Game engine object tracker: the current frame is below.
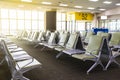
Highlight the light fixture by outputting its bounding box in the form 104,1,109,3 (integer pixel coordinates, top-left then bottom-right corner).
99,8,106,11
88,7,95,10
116,3,120,6
21,0,32,2
89,0,99,2
59,4,68,7
74,6,83,8
41,2,52,5
103,1,112,4
101,16,107,19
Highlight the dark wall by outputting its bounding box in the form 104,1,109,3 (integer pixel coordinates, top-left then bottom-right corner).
45,11,56,31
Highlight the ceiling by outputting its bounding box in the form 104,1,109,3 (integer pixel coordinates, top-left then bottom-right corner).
0,0,120,13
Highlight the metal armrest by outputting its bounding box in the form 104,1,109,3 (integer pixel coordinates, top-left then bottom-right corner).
16,57,34,70
86,49,102,58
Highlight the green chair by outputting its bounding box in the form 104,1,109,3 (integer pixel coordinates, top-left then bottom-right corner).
40,32,57,51
1,40,42,80
84,31,94,44
97,32,111,42
48,32,69,49
109,32,120,46
80,31,87,41
72,35,105,74
55,32,80,58
105,32,120,70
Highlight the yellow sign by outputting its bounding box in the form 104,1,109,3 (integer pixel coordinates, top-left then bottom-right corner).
75,12,94,20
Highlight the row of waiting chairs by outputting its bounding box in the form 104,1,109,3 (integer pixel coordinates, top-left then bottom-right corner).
46,31,120,74
0,38,41,80
16,30,120,74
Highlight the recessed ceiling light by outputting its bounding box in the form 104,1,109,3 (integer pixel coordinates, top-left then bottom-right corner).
89,0,99,2
88,7,95,10
21,0,32,2
59,4,68,7
74,6,83,8
99,8,106,11
41,2,52,5
116,3,120,6
103,1,112,4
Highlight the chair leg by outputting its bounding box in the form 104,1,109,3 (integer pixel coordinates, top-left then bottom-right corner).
56,52,64,59
0,58,5,65
104,56,120,70
99,61,105,70
12,76,30,80
87,62,98,74
34,44,39,48
105,60,112,71
87,60,104,74
40,46,45,51
12,71,30,80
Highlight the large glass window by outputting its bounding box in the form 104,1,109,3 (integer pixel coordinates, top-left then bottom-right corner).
56,12,66,31
32,20,38,31
25,20,31,30
10,19,17,35
9,9,16,19
76,21,86,31
0,8,45,35
1,9,8,18
99,19,120,32
1,19,9,35
17,10,24,19
25,10,31,19
38,11,44,31
32,10,38,20
18,20,24,30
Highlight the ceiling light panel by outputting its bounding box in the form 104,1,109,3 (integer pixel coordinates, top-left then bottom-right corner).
87,7,95,10
99,8,106,11
89,0,99,2
21,0,32,2
59,4,68,7
41,2,52,5
74,6,83,8
116,3,120,6
103,1,112,4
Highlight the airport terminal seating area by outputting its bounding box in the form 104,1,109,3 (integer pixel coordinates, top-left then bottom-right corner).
0,30,120,80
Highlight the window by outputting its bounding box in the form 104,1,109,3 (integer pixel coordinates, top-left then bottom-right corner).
17,10,24,19
99,19,120,32
1,9,8,18
56,12,66,31
0,8,45,35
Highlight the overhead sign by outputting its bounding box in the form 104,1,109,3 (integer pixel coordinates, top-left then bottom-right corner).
75,12,94,20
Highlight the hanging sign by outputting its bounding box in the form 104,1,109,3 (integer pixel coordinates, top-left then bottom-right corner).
75,12,94,20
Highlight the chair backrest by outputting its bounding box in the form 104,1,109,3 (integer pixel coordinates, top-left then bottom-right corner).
1,40,16,73
58,30,64,40
58,32,69,46
32,32,39,40
84,31,94,43
48,32,57,45
37,31,44,41
97,31,104,36
44,30,51,41
21,31,27,38
26,31,32,39
29,32,35,39
86,35,104,55
109,32,120,46
80,31,87,39
65,32,79,49
98,32,111,41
